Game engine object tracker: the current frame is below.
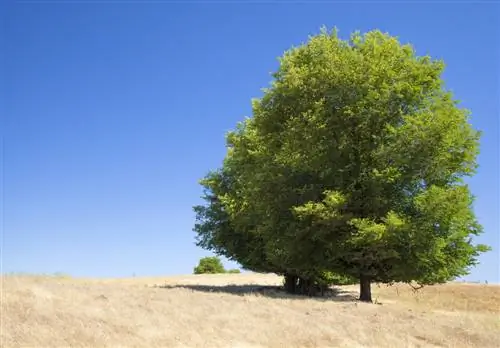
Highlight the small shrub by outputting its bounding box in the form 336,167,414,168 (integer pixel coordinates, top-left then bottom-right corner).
194,256,226,274
53,272,72,279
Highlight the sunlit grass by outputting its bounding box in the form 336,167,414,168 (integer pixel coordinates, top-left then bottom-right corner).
2,273,499,347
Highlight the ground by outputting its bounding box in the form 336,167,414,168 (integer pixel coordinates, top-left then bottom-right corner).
2,273,499,347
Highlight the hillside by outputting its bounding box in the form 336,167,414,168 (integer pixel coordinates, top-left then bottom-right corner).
2,273,499,347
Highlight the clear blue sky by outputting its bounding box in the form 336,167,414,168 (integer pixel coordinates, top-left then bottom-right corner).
2,2,499,281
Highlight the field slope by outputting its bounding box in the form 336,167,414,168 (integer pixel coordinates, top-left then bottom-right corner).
2,273,499,347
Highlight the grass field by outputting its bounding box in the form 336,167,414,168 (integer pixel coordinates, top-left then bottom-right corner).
2,273,499,347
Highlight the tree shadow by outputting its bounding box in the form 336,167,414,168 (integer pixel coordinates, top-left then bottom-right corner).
156,283,358,302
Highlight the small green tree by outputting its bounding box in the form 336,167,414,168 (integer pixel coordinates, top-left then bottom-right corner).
193,256,226,274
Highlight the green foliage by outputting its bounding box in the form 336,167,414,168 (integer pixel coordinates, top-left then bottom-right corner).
227,269,241,274
321,271,358,286
193,27,489,300
193,256,226,275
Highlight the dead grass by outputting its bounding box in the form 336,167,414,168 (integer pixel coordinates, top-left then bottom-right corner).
1,273,499,347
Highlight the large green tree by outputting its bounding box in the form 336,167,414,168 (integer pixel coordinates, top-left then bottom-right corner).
194,28,489,302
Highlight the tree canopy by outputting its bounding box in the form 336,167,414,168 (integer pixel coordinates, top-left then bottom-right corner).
193,28,489,302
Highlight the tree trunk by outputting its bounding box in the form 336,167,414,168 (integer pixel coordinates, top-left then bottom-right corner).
298,277,310,296
284,275,326,297
297,277,304,294
297,277,319,297
284,274,298,294
359,274,372,302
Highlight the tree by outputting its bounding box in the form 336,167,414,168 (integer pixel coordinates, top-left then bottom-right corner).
227,269,241,274
193,256,226,274
194,28,489,302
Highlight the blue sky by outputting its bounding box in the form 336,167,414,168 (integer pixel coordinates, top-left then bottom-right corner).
2,2,499,281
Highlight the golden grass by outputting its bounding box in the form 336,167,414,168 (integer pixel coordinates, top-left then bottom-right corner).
2,273,499,347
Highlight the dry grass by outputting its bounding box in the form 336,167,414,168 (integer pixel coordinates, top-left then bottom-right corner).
1,273,499,348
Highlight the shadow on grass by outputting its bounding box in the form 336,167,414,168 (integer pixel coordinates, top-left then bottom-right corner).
156,283,358,302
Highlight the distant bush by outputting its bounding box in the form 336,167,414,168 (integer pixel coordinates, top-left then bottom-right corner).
193,257,242,275
194,256,226,274
53,272,72,279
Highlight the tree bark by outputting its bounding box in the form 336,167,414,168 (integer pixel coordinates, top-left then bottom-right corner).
284,274,326,297
359,274,372,302
284,274,298,294
296,277,303,294
297,277,320,297
299,277,310,296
